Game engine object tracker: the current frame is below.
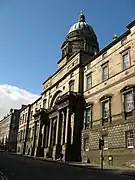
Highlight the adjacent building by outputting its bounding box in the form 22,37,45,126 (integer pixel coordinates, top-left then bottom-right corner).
15,12,135,167
0,107,24,151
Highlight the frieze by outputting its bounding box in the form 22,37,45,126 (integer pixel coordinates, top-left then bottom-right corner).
49,111,57,119
58,100,69,110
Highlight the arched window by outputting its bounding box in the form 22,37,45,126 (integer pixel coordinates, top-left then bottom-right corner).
50,90,62,109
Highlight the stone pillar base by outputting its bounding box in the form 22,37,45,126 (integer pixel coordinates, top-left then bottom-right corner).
34,147,37,156
52,146,56,160
62,144,66,161
44,147,49,158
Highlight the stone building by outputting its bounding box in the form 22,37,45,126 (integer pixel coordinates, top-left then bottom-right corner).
17,97,41,155
0,107,23,151
16,12,135,166
82,20,135,167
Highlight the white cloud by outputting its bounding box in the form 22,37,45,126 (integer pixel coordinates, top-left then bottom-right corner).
0,84,40,120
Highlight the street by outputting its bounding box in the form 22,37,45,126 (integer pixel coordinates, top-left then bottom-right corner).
0,152,135,180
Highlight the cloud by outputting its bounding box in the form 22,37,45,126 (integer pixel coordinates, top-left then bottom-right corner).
0,84,40,120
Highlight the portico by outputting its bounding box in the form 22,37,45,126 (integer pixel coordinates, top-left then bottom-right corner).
32,91,85,161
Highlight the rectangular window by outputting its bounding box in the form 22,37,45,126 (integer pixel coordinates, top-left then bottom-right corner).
25,113,27,122
123,52,130,70
43,99,47,109
124,91,134,112
30,111,33,120
85,106,92,129
102,64,109,81
126,131,134,148
102,100,109,119
86,74,92,90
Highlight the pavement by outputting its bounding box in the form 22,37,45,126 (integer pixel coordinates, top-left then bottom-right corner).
0,152,135,180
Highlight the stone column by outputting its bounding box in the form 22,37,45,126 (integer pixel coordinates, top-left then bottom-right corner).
37,120,42,147
41,124,45,147
65,107,70,144
55,111,60,145
31,121,37,156
45,125,49,148
71,113,75,145
48,119,52,147
61,111,65,145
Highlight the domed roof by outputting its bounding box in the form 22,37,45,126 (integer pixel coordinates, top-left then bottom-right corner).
68,11,95,35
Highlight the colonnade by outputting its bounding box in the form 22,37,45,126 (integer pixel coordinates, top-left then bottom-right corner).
32,107,75,160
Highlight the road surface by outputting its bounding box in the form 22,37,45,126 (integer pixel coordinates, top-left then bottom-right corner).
0,152,134,180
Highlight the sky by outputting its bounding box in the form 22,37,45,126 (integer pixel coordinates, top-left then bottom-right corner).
0,0,134,118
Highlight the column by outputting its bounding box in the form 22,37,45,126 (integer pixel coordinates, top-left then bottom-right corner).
71,113,75,145
37,120,42,148
61,111,65,145
51,120,55,146
31,121,37,156
65,107,70,144
48,119,52,147
55,111,60,145
41,124,45,147
45,125,49,148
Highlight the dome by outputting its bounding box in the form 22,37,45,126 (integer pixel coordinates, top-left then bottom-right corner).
68,12,95,35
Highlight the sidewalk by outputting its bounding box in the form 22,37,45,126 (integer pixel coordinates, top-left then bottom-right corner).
8,152,135,177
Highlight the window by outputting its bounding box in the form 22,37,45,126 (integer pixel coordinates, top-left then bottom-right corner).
102,100,109,119
25,113,27,122
124,91,134,117
126,131,134,148
124,91,134,112
122,52,130,70
30,111,33,120
69,80,74,91
43,99,47,109
84,106,92,129
100,96,112,125
102,63,109,81
86,74,92,90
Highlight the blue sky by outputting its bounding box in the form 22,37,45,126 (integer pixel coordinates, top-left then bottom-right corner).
0,0,134,95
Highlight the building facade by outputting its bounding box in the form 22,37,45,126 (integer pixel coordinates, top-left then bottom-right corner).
82,20,135,167
16,12,135,166
0,107,23,151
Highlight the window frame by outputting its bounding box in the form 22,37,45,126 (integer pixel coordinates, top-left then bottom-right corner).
86,73,92,90
84,104,93,129
121,85,135,118
100,95,112,125
101,62,109,82
125,130,134,148
122,50,131,70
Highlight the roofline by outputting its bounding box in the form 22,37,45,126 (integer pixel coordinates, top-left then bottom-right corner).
20,104,31,112
31,96,42,106
84,29,130,67
42,19,133,88
126,19,135,29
